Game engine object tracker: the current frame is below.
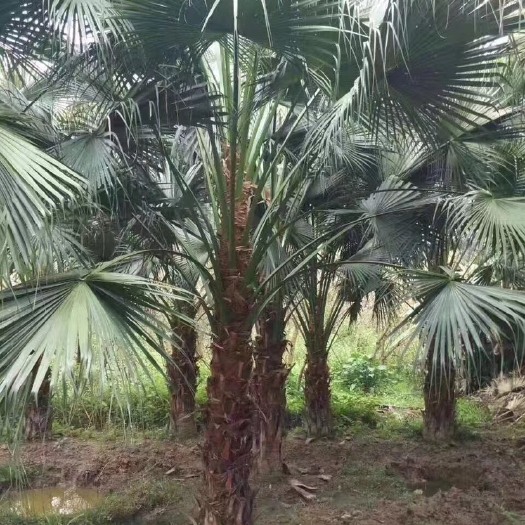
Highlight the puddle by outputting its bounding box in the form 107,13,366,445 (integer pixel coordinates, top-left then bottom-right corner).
408,478,454,496
7,487,103,516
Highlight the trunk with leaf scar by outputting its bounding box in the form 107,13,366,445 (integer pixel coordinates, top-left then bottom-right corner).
252,305,290,473
200,153,256,524
304,337,332,438
167,307,198,438
423,348,456,441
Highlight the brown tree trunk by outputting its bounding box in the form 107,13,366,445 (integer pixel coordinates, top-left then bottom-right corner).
423,349,456,441
167,309,198,438
25,369,52,441
252,306,289,473
304,350,332,438
200,151,255,525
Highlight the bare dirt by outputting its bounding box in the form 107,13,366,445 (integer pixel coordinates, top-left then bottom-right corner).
1,429,525,524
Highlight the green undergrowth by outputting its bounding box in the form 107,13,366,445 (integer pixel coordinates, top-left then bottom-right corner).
20,324,493,439
0,466,36,491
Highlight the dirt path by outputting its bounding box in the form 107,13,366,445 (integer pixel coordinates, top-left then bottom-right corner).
1,429,525,524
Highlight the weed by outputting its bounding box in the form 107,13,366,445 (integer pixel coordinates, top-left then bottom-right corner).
376,417,424,441
333,354,393,393
0,466,35,490
13,322,492,442
501,510,525,524
335,464,410,509
456,398,491,428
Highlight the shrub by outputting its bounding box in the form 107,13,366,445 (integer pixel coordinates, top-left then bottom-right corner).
332,390,379,426
335,354,393,393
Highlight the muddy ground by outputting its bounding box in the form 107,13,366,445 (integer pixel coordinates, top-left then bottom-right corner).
1,428,525,525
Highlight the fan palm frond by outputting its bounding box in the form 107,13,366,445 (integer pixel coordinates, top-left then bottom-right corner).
0,255,194,405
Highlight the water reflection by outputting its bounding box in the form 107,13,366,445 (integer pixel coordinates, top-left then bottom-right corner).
8,487,103,516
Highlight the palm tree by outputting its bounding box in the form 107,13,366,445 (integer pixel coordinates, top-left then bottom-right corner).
0,0,206,442
371,112,525,439
110,141,210,438
280,121,389,438
117,3,363,522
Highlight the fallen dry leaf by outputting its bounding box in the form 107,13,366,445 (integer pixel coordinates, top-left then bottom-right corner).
317,474,332,482
289,478,318,501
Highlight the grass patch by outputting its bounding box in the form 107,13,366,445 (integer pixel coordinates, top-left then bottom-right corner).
335,463,410,509
501,510,525,524
457,398,491,428
0,466,36,491
375,417,424,440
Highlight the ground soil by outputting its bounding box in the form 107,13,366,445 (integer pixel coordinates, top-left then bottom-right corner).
1,428,525,524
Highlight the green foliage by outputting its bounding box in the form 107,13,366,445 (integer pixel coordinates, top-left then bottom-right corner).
286,325,384,428
332,390,379,426
51,358,212,434
457,398,492,428
45,320,490,439
335,354,392,393
376,372,424,409
101,479,184,521
53,374,171,431
330,325,379,357
0,466,34,490
195,365,210,409
376,417,424,441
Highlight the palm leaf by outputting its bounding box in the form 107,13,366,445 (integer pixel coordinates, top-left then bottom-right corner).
307,0,523,157
397,269,525,378
0,122,85,271
0,255,193,405
447,189,525,261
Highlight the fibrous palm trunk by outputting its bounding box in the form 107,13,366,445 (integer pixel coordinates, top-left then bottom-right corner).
423,348,456,441
201,153,255,525
252,305,289,473
25,369,52,440
167,307,198,438
304,323,331,437
304,348,332,438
